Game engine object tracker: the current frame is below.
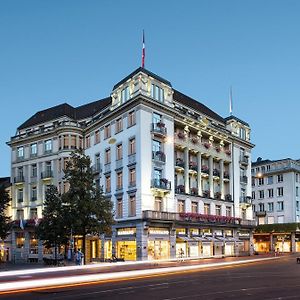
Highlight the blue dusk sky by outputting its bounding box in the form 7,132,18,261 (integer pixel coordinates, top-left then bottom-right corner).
0,0,300,176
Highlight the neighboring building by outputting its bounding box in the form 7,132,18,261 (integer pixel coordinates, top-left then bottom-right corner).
8,67,255,263
252,157,300,253
0,177,11,262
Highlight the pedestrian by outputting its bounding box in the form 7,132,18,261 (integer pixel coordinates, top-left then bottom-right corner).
75,249,84,265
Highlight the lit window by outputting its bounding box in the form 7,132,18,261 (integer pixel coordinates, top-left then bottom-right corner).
177,200,185,213
191,202,198,213
204,203,210,214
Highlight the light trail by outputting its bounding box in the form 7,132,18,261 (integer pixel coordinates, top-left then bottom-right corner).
0,257,279,295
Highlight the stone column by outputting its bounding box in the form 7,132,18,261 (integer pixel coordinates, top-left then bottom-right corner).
220,159,224,199
249,231,254,255
184,147,189,194
170,228,176,259
197,152,202,196
136,222,148,261
291,232,296,253
270,234,274,252
209,156,214,198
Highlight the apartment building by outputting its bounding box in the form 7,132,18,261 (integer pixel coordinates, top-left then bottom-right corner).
8,67,255,262
252,157,300,253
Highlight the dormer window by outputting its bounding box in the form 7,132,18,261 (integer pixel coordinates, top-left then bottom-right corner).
121,86,130,103
239,127,246,140
151,84,164,102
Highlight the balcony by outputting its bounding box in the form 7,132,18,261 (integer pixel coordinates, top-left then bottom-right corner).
190,187,198,196
151,122,167,137
14,175,25,184
152,151,166,163
224,171,230,180
256,211,266,217
142,210,247,226
189,161,198,172
240,155,249,166
151,178,171,194
201,166,209,175
41,170,53,180
175,158,184,169
213,169,220,177
214,192,221,200
225,194,233,202
240,196,252,207
92,163,102,174
240,175,248,184
175,185,185,194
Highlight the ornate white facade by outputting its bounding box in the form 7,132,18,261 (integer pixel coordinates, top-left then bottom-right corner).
8,67,255,262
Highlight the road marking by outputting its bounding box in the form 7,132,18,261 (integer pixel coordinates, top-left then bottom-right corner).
18,276,32,279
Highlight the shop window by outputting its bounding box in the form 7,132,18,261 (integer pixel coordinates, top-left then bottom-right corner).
16,232,25,248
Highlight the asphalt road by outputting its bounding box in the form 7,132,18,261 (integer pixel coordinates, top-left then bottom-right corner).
1,255,300,300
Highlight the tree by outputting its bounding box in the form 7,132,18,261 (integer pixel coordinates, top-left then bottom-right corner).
36,185,69,264
0,184,11,241
63,149,114,264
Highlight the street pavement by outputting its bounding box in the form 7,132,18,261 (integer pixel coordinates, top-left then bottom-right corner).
0,254,296,300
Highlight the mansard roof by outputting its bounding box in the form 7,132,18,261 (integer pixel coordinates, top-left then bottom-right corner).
18,97,111,130
173,89,225,124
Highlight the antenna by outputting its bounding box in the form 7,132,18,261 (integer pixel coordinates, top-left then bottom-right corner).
229,86,233,116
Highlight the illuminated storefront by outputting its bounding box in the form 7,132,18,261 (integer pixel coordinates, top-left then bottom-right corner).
104,240,112,259
148,228,170,260
274,234,291,253
116,228,137,261
254,234,270,253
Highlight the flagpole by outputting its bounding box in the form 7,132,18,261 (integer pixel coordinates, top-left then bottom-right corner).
229,86,233,116
141,30,145,68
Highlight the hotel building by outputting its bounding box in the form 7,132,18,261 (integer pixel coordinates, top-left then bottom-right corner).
252,158,300,253
8,67,255,262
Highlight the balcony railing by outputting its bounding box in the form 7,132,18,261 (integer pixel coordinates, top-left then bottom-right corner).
151,178,171,191
142,210,256,226
152,151,166,163
240,176,248,184
225,194,233,202
41,170,53,179
92,163,102,174
175,158,184,168
240,196,252,205
151,123,167,136
14,175,25,183
189,162,198,171
175,185,185,194
213,169,220,177
256,211,266,217
224,172,230,179
240,155,249,165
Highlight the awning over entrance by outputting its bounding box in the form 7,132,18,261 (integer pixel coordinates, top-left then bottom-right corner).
176,236,195,242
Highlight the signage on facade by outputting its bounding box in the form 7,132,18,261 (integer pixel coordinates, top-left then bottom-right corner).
117,228,136,236
149,228,169,235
